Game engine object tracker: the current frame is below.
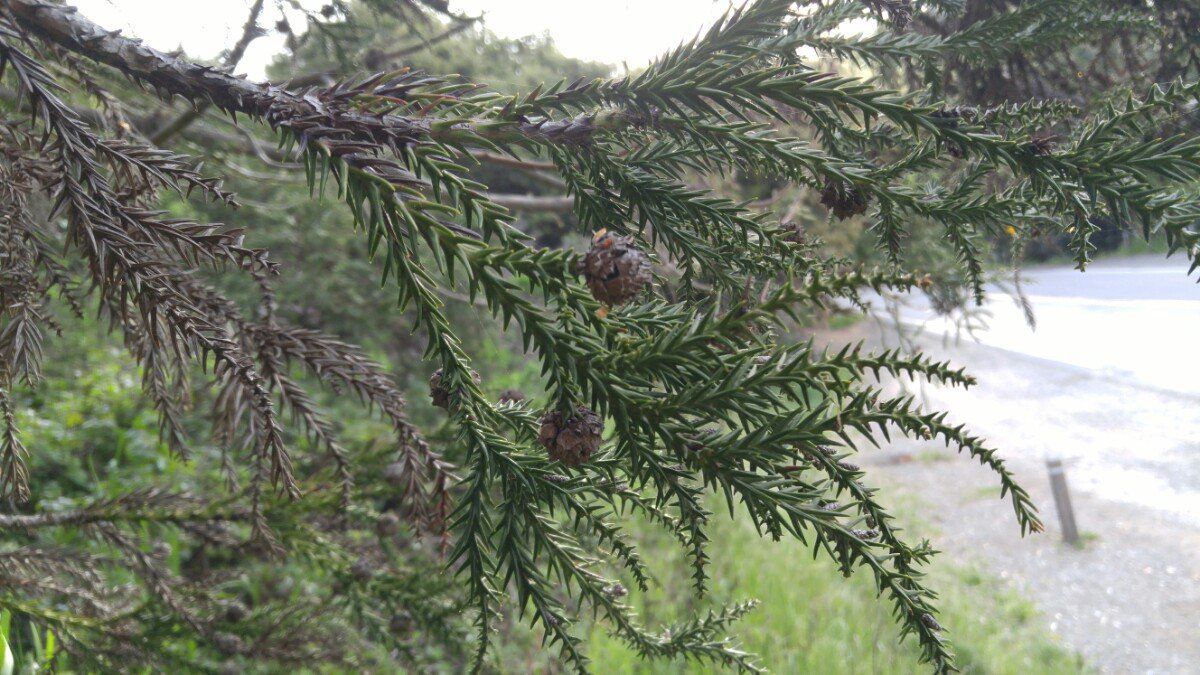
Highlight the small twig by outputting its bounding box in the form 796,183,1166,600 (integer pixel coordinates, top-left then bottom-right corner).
488,193,575,213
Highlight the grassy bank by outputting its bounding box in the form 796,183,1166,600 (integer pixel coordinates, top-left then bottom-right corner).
574,507,1086,674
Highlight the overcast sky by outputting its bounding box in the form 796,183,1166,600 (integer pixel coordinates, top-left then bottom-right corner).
71,0,732,78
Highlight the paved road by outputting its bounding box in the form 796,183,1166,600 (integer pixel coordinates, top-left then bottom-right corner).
868,255,1200,525
873,254,1200,523
1022,255,1200,302
883,256,1200,396
837,255,1200,672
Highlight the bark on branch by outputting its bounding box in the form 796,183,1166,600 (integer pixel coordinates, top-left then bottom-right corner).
4,3,582,213
5,1,620,149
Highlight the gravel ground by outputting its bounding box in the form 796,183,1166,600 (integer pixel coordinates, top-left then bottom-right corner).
819,321,1200,674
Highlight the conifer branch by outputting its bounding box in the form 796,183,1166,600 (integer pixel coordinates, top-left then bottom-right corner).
2,1,1198,672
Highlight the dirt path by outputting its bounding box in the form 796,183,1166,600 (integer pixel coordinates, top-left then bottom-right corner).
819,322,1200,674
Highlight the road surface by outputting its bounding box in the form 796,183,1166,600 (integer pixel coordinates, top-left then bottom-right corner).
870,255,1200,525
835,255,1200,673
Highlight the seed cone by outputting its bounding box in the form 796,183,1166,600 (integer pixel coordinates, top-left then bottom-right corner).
819,179,870,219
498,389,526,404
538,405,603,466
1025,133,1057,156
779,220,806,243
867,0,913,28
429,368,480,410
579,230,651,306
221,600,248,624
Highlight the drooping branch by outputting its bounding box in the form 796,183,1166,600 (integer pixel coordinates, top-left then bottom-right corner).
5,1,589,150
0,491,251,529
6,2,1199,672
1,85,573,204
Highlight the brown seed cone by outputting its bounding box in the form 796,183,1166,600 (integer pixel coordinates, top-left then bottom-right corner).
221,600,248,624
819,179,870,220
779,220,806,244
390,610,414,634
538,405,603,467
429,368,480,410
1025,133,1058,156
866,0,913,28
498,389,526,404
579,230,651,306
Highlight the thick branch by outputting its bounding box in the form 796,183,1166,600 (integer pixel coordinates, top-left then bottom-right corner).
1,85,573,211
487,193,574,212
5,0,428,143
7,1,291,112
5,1,615,151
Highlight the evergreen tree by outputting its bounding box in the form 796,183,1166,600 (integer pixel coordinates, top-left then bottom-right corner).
0,1,1198,671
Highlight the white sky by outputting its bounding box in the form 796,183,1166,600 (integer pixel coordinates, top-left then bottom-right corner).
71,1,734,79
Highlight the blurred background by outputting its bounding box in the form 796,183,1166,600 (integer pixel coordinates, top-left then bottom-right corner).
9,1,1199,672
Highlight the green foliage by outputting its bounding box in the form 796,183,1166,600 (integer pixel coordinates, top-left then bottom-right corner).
1,0,1199,673
582,507,1084,674
0,315,472,671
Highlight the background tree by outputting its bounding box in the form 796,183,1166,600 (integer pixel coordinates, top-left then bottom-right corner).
1,0,1198,672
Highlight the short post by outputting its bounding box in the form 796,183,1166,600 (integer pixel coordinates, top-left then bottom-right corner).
1046,457,1079,545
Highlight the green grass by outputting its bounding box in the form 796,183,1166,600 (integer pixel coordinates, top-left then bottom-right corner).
1070,531,1101,550
825,312,865,331
573,509,1086,674
916,449,953,464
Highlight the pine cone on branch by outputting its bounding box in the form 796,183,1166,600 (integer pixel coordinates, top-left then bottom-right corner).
429,367,480,410
498,389,526,404
538,406,603,466
820,179,870,220
578,230,651,306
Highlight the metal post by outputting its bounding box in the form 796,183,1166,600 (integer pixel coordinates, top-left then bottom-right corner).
1046,457,1079,545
